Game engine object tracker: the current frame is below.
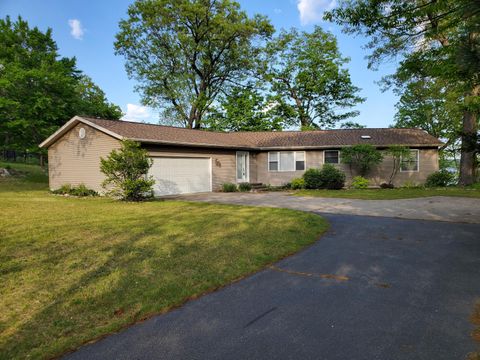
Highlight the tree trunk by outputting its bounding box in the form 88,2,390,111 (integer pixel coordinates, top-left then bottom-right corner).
458,109,478,185
458,85,479,186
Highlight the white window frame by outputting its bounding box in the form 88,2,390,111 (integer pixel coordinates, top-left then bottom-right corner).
268,151,306,172
323,150,340,164
400,149,420,172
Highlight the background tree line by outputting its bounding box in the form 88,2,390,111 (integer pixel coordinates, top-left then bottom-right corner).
0,16,122,164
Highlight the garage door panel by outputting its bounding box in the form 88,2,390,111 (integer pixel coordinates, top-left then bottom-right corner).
150,157,211,196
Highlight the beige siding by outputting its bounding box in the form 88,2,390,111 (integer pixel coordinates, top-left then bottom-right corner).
144,145,237,191
256,151,323,186
255,148,438,187
48,123,121,192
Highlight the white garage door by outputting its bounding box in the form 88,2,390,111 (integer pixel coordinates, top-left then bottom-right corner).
149,157,212,196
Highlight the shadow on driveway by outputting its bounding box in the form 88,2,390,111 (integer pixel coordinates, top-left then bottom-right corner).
65,214,480,360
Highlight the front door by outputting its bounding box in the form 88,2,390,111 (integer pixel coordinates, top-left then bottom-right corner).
236,151,249,183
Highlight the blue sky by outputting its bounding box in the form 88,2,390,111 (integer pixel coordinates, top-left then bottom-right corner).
1,0,399,128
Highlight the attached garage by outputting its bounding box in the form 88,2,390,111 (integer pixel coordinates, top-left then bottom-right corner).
149,157,212,196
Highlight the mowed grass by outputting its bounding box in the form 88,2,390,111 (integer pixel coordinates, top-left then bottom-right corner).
294,187,480,200
0,163,328,359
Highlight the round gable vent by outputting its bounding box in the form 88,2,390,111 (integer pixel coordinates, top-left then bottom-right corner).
79,127,86,139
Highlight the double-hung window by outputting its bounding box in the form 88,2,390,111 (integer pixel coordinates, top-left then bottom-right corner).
400,149,419,172
268,151,305,171
324,150,340,164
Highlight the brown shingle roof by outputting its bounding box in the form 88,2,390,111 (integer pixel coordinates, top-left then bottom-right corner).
42,116,443,149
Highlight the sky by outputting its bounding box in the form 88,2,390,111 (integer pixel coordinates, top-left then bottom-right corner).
1,0,399,128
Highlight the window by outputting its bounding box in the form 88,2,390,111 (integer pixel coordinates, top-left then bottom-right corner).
324,150,339,164
268,151,305,171
400,149,419,172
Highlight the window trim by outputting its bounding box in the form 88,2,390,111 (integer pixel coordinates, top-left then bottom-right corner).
268,151,306,172
400,149,420,172
323,150,340,164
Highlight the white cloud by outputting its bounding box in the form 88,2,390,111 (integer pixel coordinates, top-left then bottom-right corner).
122,103,151,122
68,19,84,40
297,0,337,25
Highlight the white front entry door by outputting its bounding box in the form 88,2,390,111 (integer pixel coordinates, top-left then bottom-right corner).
236,151,249,182
149,157,212,196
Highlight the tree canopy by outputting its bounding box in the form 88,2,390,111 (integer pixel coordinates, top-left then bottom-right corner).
0,16,122,158
115,0,273,129
326,0,480,184
260,26,364,130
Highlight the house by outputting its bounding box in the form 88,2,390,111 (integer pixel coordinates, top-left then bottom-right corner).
39,116,443,196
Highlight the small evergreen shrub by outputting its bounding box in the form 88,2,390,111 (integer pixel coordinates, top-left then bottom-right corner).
425,170,454,187
290,177,305,190
319,164,346,190
351,176,369,189
222,183,238,192
100,140,155,201
238,182,252,192
303,168,323,189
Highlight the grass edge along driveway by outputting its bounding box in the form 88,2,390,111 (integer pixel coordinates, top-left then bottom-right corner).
294,187,480,200
0,180,328,359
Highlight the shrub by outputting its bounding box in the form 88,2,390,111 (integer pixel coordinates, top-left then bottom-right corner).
303,165,346,190
222,182,237,192
380,182,395,189
238,182,252,192
341,144,383,176
351,176,369,189
425,170,455,187
303,168,323,189
319,164,346,190
100,140,155,201
52,184,98,197
290,177,305,190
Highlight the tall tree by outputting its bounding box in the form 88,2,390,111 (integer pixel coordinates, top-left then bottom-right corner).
326,0,480,185
0,16,122,160
0,16,78,157
393,77,463,152
75,75,123,120
205,87,291,131
260,26,364,130
114,0,273,129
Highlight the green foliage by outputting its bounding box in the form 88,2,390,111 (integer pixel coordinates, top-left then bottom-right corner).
303,168,323,189
0,16,122,156
261,26,364,129
52,184,98,197
222,183,238,192
75,75,123,119
425,170,455,188
114,0,273,129
303,165,346,190
290,177,305,190
205,87,289,131
385,146,411,185
325,0,480,185
351,176,369,189
319,164,346,190
238,182,252,192
100,140,154,201
341,144,383,177
340,121,366,129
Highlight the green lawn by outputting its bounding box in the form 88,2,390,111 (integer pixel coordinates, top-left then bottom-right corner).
294,187,480,200
0,163,328,359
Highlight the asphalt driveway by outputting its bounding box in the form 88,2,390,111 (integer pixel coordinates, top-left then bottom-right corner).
65,214,480,360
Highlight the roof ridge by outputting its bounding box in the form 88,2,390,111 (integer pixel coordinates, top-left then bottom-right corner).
83,117,424,134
